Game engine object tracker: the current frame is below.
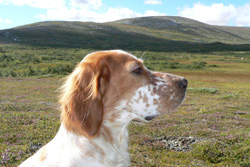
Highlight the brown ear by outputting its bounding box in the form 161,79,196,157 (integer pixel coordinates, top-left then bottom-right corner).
60,62,110,138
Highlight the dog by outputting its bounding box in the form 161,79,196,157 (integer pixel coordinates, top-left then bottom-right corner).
19,50,187,167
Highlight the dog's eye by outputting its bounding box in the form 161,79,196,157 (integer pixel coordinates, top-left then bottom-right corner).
133,67,142,74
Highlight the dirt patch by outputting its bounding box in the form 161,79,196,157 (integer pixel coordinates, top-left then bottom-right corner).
152,136,208,152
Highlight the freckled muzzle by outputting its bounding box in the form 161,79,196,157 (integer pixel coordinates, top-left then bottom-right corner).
151,72,188,116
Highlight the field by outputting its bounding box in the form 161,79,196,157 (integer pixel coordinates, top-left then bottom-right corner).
0,45,250,166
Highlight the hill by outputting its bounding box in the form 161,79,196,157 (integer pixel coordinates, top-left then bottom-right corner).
1,16,250,52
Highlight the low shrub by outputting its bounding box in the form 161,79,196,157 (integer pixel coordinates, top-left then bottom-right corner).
0,69,17,77
222,93,239,99
192,61,207,69
191,141,229,163
44,64,73,75
188,88,218,94
208,64,219,67
191,140,250,165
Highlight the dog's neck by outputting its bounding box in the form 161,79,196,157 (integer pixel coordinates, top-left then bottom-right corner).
56,109,133,166
56,120,130,166
102,119,130,149
102,109,136,145
98,110,133,166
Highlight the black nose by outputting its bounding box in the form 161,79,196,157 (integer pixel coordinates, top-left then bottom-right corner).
145,116,156,121
179,78,188,89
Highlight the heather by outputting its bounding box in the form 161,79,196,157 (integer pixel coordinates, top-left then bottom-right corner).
0,46,249,166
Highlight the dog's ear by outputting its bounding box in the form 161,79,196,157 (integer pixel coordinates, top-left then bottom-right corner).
60,62,111,138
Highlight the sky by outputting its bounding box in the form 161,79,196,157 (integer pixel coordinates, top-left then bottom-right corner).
1,0,250,30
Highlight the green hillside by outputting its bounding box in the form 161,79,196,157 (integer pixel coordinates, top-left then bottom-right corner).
0,16,250,52
113,16,250,44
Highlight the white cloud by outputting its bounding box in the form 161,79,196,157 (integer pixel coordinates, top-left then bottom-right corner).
0,0,166,23
0,0,102,9
1,0,166,24
178,2,250,26
235,3,250,26
144,0,162,5
0,18,12,24
39,6,166,23
144,10,165,16
99,7,141,22
178,2,236,26
4,19,12,24
70,0,102,9
39,6,101,21
0,0,66,9
37,0,166,22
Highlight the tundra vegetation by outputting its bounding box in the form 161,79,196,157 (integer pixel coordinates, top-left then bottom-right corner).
0,45,249,166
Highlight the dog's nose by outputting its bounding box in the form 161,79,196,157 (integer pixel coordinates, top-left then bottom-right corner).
179,78,188,89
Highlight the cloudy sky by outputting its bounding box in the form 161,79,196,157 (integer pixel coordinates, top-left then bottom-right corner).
0,0,250,30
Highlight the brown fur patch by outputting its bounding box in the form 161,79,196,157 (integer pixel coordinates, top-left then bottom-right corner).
85,141,106,161
108,112,121,123
60,61,110,138
101,125,113,144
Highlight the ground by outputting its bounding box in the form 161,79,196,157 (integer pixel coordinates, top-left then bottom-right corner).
0,47,250,166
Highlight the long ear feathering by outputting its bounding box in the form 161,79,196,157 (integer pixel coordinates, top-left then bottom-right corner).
59,62,110,138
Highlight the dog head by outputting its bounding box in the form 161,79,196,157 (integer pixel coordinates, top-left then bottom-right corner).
60,50,187,138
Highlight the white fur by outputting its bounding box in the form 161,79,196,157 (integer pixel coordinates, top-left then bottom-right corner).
19,123,130,167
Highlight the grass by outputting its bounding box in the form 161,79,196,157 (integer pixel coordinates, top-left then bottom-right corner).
0,45,250,166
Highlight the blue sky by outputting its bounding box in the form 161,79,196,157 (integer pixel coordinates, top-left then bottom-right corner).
1,0,250,30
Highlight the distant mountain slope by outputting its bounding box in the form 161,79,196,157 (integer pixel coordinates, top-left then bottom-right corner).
0,16,250,52
112,16,250,44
